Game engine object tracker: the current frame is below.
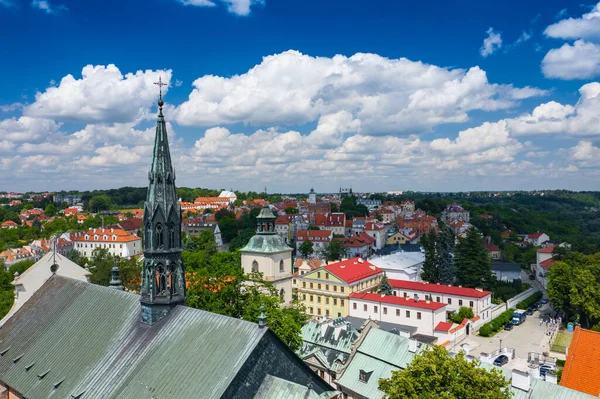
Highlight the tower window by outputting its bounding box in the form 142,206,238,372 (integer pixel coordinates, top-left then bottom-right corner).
279,260,284,273
252,260,258,272
156,223,164,249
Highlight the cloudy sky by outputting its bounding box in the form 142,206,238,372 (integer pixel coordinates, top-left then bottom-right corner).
1,0,600,193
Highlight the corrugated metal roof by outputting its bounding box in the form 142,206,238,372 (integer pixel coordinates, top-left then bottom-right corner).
356,328,416,368
0,276,278,398
254,375,339,399
335,352,396,399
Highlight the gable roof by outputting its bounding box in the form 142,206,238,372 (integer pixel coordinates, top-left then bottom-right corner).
561,327,600,396
0,276,333,398
324,257,382,283
389,279,491,298
350,292,447,311
296,230,334,242
539,258,556,270
527,232,546,239
537,246,556,253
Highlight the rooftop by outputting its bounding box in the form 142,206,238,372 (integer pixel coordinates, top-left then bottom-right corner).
350,292,447,311
561,327,600,396
324,257,382,283
388,279,491,298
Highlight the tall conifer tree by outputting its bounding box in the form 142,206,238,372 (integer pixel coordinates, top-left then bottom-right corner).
455,229,492,288
420,229,439,283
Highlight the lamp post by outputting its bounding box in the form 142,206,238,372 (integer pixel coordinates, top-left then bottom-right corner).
500,338,503,352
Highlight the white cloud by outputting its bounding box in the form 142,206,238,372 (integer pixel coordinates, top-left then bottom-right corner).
176,0,262,16
0,103,23,112
174,50,543,135
0,116,61,143
25,64,172,123
545,2,600,41
515,31,532,45
480,28,502,57
0,0,15,7
31,0,67,14
542,40,600,79
569,140,600,167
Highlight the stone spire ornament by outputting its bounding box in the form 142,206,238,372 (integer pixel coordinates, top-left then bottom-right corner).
258,305,267,328
140,77,186,325
109,256,124,291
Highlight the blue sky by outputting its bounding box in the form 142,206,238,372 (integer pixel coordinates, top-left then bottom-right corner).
1,0,600,193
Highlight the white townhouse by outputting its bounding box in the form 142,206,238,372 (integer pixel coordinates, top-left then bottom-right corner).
72,227,142,258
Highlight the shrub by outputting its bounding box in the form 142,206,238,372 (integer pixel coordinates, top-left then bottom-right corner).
450,306,475,324
516,291,543,310
556,359,565,367
479,324,491,337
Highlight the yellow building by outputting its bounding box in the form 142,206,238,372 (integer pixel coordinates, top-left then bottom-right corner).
386,230,416,245
296,257,383,318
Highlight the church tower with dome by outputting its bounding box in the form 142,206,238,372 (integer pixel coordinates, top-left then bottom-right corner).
240,207,293,304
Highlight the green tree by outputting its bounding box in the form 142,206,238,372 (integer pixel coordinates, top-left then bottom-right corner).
298,240,314,259
450,306,475,323
420,229,438,283
455,229,493,289
44,203,57,217
0,259,15,320
379,345,513,399
437,224,455,285
218,217,238,243
284,207,298,214
8,260,36,276
88,195,112,212
378,273,393,295
323,240,348,262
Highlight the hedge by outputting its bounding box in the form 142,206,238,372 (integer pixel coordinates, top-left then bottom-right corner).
479,308,515,337
516,291,543,310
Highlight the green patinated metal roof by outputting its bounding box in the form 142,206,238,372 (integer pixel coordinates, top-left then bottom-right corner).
241,234,292,253
0,276,334,398
254,375,339,399
335,328,419,399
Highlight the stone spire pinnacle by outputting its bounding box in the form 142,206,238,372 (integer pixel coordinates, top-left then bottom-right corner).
109,256,124,291
140,82,186,325
258,305,266,328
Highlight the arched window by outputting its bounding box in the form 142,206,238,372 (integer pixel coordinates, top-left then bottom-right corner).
279,288,285,301
169,264,177,295
252,260,259,272
156,265,166,295
279,260,285,273
169,223,175,249
156,223,164,249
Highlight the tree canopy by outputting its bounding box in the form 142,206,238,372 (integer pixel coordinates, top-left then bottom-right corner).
455,229,493,289
322,240,348,262
379,345,513,399
299,240,314,259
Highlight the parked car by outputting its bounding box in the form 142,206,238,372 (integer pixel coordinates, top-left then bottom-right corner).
532,302,540,310
528,274,535,280
494,355,509,367
541,298,549,304
504,323,514,331
526,308,534,315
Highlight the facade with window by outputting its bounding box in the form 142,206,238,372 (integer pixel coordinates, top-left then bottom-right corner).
348,292,447,335
296,257,383,318
72,227,142,258
388,279,492,323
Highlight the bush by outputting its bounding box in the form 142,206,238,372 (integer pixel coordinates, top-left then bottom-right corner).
516,291,543,310
481,308,515,336
479,324,491,337
556,359,566,367
450,306,475,324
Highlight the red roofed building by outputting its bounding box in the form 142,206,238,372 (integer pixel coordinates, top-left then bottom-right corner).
524,231,550,246
484,237,501,260
534,246,556,289
296,229,334,255
370,208,395,224
72,227,142,258
389,279,492,323
560,327,600,396
64,207,79,216
312,213,346,236
275,214,308,244
349,291,447,335
296,257,383,318
336,233,376,259
397,213,438,237
193,196,231,210
1,220,18,229
364,221,388,249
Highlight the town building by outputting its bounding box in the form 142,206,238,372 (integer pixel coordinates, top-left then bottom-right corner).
364,221,388,249
369,251,424,281
218,190,237,204
0,220,18,229
386,228,418,245
308,188,317,204
193,196,231,210
275,214,308,244
240,207,294,304
356,198,381,209
440,202,470,224
337,232,376,259
53,194,82,206
296,229,334,255
491,262,522,282
313,212,346,236
297,317,359,385
348,292,447,336
296,257,383,318
0,92,336,399
181,216,223,247
534,246,555,289
484,237,502,260
388,279,492,322
524,232,550,246
560,327,600,397
72,227,142,258
370,208,395,224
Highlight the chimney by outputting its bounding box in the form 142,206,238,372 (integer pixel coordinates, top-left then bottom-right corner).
511,369,531,392
408,338,418,353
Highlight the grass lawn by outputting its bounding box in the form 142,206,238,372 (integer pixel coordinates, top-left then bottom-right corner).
551,331,573,354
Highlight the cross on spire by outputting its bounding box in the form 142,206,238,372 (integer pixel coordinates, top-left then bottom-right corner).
154,77,168,111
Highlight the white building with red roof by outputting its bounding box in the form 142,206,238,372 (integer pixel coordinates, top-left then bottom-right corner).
388,279,493,323
296,229,334,255
1,220,19,229
312,212,346,236
364,221,389,249
524,231,550,246
348,292,447,335
296,257,384,318
72,227,142,258
534,246,556,288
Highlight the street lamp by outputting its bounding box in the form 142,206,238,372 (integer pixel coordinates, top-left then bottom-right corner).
500,338,503,352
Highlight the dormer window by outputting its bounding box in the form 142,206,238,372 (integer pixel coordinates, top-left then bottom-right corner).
113,235,117,241
359,369,373,383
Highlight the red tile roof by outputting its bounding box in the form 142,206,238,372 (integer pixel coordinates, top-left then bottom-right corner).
313,213,346,227
1,220,18,227
338,232,376,248
485,242,500,252
388,279,491,298
527,232,545,239
561,327,600,396
72,228,140,243
435,321,453,332
296,230,333,242
539,258,556,270
350,292,447,311
275,215,295,225
537,246,555,253
324,257,382,283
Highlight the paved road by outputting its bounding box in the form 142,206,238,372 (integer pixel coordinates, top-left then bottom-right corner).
464,303,555,370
